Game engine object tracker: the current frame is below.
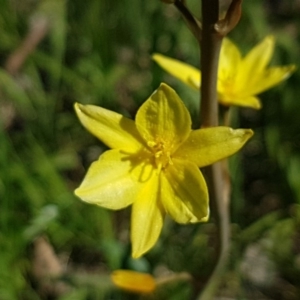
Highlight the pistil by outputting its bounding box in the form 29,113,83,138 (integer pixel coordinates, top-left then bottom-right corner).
147,140,173,171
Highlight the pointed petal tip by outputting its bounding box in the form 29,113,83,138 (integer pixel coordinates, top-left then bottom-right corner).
130,174,164,260
158,82,173,92
74,187,80,197
190,212,209,223
74,186,86,201
148,82,174,104
262,35,275,53
131,216,162,259
74,102,80,112
74,102,82,110
190,215,209,223
131,251,142,259
234,128,254,139
200,213,210,223
200,206,210,223
261,35,275,49
131,244,150,259
246,128,254,137
74,102,85,116
285,64,297,77
238,128,254,143
152,53,169,66
265,35,275,42
150,82,172,97
131,223,162,258
152,53,160,60
252,100,262,110
255,103,262,110
73,185,89,203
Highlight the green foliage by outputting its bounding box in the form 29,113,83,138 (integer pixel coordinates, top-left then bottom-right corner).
1,0,300,299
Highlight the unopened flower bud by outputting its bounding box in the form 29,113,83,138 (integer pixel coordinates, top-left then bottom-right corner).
215,0,242,36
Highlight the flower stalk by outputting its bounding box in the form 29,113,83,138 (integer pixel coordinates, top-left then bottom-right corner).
198,0,230,298
174,0,202,42
200,0,221,128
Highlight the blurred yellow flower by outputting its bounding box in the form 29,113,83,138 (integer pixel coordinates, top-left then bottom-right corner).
153,36,295,109
111,270,156,294
74,83,253,258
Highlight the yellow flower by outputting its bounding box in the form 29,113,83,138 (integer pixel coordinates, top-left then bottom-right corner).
111,270,156,294
74,83,253,258
153,36,295,109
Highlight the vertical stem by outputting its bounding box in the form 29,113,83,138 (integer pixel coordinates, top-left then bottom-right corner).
197,0,231,299
200,0,221,127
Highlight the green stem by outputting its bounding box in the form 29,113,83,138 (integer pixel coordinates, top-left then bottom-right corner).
197,0,230,299
220,105,231,126
200,0,221,127
174,0,202,42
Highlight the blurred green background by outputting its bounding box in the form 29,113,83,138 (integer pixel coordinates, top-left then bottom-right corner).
1,0,300,299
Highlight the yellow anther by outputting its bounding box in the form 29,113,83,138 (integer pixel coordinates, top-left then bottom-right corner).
155,151,162,158
147,139,173,171
147,141,157,147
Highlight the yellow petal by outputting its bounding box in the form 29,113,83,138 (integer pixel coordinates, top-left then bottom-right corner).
175,127,253,167
152,53,200,89
161,160,209,224
219,95,262,109
131,172,164,258
74,103,144,152
246,65,296,96
111,270,156,294
238,36,274,88
136,83,191,151
218,38,241,82
75,149,143,209
244,36,274,72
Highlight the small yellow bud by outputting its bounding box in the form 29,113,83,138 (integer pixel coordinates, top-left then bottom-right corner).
111,270,156,294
